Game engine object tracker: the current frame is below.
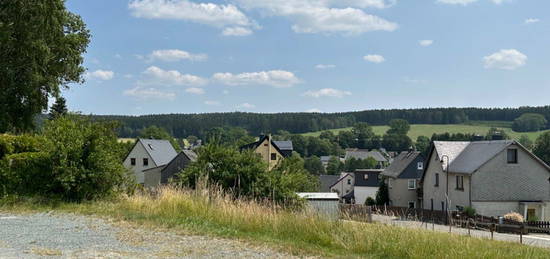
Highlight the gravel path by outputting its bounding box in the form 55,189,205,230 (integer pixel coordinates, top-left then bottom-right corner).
0,212,294,258
371,214,550,249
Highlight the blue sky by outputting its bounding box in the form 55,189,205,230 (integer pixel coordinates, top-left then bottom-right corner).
63,0,550,115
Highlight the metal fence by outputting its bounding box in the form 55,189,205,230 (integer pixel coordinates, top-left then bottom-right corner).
340,204,550,236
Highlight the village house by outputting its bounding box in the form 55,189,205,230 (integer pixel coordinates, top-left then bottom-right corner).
240,135,293,169
143,150,197,187
353,169,383,204
123,138,178,185
344,149,389,168
421,140,550,221
381,151,424,208
329,169,383,204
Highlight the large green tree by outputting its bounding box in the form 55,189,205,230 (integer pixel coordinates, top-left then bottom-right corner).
534,132,550,166
512,113,548,132
0,0,90,132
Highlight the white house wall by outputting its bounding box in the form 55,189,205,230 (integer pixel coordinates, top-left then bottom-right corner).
471,201,519,218
123,141,156,184
354,186,378,205
472,144,550,202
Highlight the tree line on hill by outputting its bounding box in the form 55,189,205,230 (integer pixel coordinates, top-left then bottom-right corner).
78,106,550,139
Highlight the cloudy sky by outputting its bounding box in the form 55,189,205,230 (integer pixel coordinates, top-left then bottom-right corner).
64,0,550,115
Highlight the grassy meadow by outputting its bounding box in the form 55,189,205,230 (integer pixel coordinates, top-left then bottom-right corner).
2,187,549,258
302,121,550,142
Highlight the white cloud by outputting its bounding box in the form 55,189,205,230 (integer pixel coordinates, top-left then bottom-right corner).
222,26,253,36
86,70,115,80
436,0,478,5
129,0,256,33
236,0,397,35
123,87,176,100
363,54,385,63
483,49,527,70
148,49,207,62
237,103,255,109
213,70,301,88
306,108,322,113
419,40,433,47
141,66,208,86
303,88,351,98
315,64,336,69
436,0,508,5
185,87,205,95
204,100,221,106
525,18,540,24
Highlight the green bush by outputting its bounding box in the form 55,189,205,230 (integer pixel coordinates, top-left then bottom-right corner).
0,152,52,196
463,206,476,218
0,117,133,201
365,197,376,206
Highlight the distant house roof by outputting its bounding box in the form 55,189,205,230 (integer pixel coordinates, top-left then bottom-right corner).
353,169,383,187
138,138,178,166
320,156,331,163
240,135,293,157
319,175,340,192
345,149,387,162
381,151,424,179
182,149,198,162
297,192,339,200
429,140,550,175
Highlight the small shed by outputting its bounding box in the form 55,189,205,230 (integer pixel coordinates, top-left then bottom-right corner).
297,192,340,220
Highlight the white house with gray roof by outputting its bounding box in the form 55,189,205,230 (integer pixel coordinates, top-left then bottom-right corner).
421,140,550,221
123,138,178,185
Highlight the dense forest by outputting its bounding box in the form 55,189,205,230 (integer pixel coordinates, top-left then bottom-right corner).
85,106,550,138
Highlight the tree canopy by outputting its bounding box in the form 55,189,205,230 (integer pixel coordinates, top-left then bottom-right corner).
534,132,550,166
512,113,548,132
0,0,90,132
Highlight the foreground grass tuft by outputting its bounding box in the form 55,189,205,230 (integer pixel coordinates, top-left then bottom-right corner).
2,187,550,258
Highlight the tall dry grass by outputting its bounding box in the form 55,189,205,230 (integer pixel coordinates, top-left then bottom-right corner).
80,185,550,258
2,185,550,257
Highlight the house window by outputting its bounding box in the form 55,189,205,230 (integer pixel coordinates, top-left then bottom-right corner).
347,179,352,185
456,175,464,190
143,158,149,166
408,201,416,209
441,201,445,211
264,143,268,147
364,174,369,180
435,173,439,187
408,179,416,190
507,149,518,164
271,153,277,160
430,199,434,211
130,158,136,166
417,162,424,170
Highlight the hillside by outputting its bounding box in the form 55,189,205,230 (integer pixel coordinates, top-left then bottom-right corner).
86,106,550,138
302,122,549,141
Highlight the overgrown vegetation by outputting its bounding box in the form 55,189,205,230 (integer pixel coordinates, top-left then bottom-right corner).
1,186,549,258
0,116,133,201
177,143,318,203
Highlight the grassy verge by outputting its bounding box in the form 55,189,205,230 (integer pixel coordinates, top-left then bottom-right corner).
1,188,550,258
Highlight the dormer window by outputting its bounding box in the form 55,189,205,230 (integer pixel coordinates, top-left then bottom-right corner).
417,162,424,170
507,149,518,164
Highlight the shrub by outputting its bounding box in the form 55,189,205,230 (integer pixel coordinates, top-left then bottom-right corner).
0,134,44,159
42,116,133,201
0,152,52,196
512,113,548,132
365,197,376,206
504,212,524,223
463,206,476,218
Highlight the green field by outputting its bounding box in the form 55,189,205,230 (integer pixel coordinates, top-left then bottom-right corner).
302,121,550,142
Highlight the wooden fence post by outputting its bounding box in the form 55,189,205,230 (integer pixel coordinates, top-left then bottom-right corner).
490,223,495,240
367,206,372,223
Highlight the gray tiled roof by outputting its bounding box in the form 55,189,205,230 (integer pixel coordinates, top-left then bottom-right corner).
182,150,198,162
345,150,387,162
445,140,514,174
273,141,293,150
139,138,178,166
434,140,517,174
319,175,340,192
381,151,422,178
